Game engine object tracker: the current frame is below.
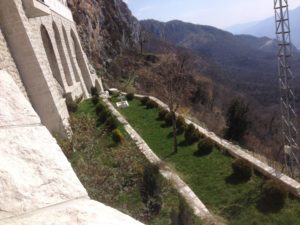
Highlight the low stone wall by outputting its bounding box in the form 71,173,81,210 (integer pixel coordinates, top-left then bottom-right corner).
113,90,300,198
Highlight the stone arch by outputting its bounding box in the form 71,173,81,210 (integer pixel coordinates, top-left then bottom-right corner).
41,25,64,90
70,29,94,92
52,22,73,86
62,26,80,83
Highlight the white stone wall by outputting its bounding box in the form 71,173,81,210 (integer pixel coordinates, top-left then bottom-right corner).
0,0,98,136
44,0,73,21
0,28,27,98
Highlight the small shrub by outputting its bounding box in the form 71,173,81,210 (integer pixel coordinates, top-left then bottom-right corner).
105,116,119,130
126,93,135,101
140,164,162,214
194,138,214,156
176,116,187,131
98,109,110,123
141,164,161,202
66,98,78,113
232,159,252,180
164,112,173,126
170,199,193,225
184,124,200,144
158,109,168,120
146,99,158,109
91,96,99,105
141,96,150,105
262,180,288,207
112,129,124,144
91,86,99,97
146,197,162,215
95,103,106,115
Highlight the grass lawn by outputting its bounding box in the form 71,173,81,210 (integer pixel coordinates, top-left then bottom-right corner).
58,99,201,225
114,97,300,225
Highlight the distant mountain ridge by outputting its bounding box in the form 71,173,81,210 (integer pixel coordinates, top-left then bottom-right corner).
141,19,300,105
227,6,300,49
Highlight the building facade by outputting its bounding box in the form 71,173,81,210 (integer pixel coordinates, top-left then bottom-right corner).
0,0,103,136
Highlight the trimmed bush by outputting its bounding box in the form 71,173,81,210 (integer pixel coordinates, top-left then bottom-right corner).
262,180,288,207
91,96,99,105
91,86,99,97
170,199,193,225
66,98,78,113
164,112,173,126
146,197,162,215
98,109,110,123
126,93,135,101
95,103,106,115
176,116,187,131
146,99,158,109
184,124,200,144
112,129,124,144
141,96,150,105
158,109,168,120
194,138,214,156
105,116,119,130
232,159,252,180
141,164,161,201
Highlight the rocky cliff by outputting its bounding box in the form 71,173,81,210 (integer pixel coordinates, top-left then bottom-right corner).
67,0,140,68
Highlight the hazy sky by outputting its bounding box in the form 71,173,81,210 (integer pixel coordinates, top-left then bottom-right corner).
124,0,300,29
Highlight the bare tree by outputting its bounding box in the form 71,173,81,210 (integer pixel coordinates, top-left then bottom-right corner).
160,50,189,153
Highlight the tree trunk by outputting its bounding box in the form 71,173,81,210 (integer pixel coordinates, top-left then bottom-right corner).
172,111,178,153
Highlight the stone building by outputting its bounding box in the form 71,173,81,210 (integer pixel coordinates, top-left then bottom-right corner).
0,0,103,137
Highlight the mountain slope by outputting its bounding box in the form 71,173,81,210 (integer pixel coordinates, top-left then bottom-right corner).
227,6,300,49
141,19,298,105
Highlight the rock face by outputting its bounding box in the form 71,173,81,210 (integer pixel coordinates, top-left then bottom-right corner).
0,70,144,225
67,0,140,67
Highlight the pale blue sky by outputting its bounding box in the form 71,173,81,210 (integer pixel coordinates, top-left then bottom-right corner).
124,0,300,29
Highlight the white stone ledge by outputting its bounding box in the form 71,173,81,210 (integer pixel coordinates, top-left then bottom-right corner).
0,198,144,225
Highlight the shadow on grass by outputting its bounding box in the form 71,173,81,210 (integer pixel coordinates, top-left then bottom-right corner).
163,151,177,160
193,149,212,157
167,130,185,139
178,140,194,147
225,173,250,185
256,196,285,214
160,123,172,128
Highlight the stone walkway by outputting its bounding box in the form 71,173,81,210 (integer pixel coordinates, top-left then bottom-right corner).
103,99,220,224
